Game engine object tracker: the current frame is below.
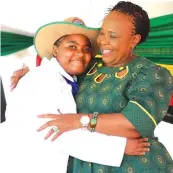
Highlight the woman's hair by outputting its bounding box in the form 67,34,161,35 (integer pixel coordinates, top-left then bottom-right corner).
52,35,67,57
54,35,67,47
109,1,150,44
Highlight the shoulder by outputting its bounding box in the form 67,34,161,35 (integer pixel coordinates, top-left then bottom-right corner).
27,58,56,77
128,56,173,99
19,60,63,86
131,56,172,82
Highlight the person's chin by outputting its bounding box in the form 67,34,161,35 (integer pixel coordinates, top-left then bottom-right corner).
69,62,85,73
70,67,84,75
101,56,110,64
72,63,84,69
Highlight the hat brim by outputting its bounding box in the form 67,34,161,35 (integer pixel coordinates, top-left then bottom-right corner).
34,21,100,59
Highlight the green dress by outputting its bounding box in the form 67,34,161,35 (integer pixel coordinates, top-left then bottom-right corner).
68,56,173,173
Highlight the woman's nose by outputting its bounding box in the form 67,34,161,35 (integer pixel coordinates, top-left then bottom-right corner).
76,50,84,59
99,36,108,45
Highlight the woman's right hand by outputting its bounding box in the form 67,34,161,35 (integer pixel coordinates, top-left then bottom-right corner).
125,138,150,156
10,64,29,91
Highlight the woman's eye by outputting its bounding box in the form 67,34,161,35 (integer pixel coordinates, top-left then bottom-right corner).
110,35,117,38
69,45,76,49
99,32,104,35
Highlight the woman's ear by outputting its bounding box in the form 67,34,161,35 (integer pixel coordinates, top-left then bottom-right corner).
132,34,141,48
52,45,58,57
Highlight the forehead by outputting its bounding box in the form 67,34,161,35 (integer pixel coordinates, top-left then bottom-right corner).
102,11,134,34
63,34,91,45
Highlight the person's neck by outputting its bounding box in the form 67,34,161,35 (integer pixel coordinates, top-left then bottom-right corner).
104,54,136,67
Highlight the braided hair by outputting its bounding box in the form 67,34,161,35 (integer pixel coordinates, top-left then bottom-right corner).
108,1,150,44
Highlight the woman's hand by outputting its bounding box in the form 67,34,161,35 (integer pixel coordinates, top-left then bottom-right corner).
125,138,150,156
37,113,81,141
10,64,29,91
37,114,150,156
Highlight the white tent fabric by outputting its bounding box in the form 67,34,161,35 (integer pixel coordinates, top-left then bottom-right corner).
1,0,173,36
1,0,173,33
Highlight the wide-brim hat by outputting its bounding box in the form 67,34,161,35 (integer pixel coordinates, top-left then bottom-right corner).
34,17,100,59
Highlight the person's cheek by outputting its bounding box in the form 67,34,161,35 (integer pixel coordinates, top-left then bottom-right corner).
85,56,91,67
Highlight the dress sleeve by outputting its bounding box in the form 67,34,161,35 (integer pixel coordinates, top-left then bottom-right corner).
121,64,173,137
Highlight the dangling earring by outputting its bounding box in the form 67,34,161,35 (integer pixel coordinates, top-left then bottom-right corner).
131,47,134,57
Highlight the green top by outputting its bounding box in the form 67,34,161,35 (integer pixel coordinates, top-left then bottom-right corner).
68,56,173,173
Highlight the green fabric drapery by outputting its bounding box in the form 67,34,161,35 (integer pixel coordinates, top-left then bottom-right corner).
1,31,33,56
96,14,173,65
135,14,173,65
1,14,173,65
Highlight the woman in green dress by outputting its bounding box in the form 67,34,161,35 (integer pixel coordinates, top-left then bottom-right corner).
10,1,173,172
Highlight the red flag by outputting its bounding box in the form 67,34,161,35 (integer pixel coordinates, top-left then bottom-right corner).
170,93,173,106
36,55,42,66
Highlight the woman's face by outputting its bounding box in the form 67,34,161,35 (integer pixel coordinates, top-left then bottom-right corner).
53,34,92,75
97,11,141,67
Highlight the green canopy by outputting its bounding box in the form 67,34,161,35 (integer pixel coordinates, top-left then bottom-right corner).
1,14,173,65
135,14,173,65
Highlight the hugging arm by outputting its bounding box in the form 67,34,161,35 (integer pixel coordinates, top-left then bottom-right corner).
10,64,30,91
38,113,149,167
95,65,173,138
11,63,153,166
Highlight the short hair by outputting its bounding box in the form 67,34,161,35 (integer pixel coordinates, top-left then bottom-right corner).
54,35,67,47
109,1,150,44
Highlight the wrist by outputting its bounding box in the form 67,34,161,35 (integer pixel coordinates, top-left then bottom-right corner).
79,114,90,130
87,114,92,130
89,112,99,132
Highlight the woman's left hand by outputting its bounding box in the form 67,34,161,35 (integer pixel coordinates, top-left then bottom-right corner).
37,113,81,141
10,64,29,91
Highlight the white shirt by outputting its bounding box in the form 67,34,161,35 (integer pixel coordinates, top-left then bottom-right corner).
0,58,126,173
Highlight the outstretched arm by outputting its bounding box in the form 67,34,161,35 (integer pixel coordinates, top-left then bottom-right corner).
94,113,140,138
